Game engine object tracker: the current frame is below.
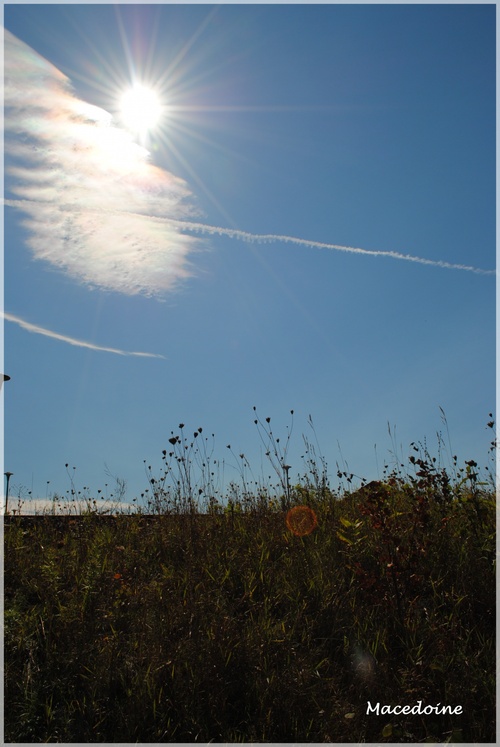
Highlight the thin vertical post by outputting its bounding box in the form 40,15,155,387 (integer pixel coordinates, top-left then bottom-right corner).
4,472,13,515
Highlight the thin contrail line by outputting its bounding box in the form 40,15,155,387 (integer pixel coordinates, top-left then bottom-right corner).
4,199,495,276
3,312,165,359
164,218,496,276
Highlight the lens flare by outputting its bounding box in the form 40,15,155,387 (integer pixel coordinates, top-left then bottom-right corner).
286,505,318,536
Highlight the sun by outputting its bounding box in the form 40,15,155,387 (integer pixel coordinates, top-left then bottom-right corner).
119,84,163,135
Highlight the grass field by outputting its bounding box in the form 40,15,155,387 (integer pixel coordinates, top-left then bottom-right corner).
4,417,496,742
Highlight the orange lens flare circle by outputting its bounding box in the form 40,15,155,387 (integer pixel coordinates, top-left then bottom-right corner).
286,505,318,536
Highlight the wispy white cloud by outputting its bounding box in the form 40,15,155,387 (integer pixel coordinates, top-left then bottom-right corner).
4,29,203,297
3,312,165,358
5,498,139,515
4,27,495,303
5,198,495,278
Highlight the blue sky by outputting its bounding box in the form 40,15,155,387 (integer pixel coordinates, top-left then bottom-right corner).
3,4,496,512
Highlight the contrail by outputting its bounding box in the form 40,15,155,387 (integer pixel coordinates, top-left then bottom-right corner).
3,312,165,358
4,199,495,277
3,27,495,303
151,216,497,276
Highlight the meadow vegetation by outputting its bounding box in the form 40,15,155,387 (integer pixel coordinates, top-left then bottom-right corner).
4,412,496,742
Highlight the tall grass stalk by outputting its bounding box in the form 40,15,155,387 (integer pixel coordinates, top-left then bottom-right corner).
4,414,495,742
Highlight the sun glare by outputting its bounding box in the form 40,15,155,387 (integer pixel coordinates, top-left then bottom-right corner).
286,505,318,537
119,84,163,135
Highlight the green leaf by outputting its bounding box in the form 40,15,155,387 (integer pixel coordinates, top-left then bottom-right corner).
336,531,352,544
381,723,393,738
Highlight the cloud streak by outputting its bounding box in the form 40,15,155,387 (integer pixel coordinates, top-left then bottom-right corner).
4,29,202,297
4,27,495,306
3,312,165,358
5,197,495,278
6,498,139,515
142,216,497,276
